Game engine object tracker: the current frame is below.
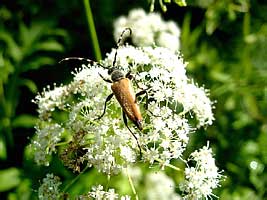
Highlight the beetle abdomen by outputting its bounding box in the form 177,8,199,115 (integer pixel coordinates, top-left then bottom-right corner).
111,78,143,130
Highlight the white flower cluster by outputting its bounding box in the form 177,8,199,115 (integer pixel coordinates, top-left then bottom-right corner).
33,43,221,199
114,8,181,52
38,174,62,200
84,185,131,200
103,46,214,167
32,45,214,175
180,143,222,199
33,123,64,166
38,175,130,200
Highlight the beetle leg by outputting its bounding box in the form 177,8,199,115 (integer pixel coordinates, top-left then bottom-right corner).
99,73,112,83
95,93,114,120
126,68,152,93
122,111,142,157
126,71,147,92
136,89,161,117
125,71,133,80
136,89,150,109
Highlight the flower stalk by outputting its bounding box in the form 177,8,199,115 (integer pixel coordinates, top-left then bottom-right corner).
83,0,102,61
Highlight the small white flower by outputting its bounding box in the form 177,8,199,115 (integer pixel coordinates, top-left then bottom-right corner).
176,83,214,127
114,8,181,52
180,143,222,199
120,145,136,163
143,148,160,164
88,184,129,200
106,189,119,200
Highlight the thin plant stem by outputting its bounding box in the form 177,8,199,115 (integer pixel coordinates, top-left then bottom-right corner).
164,163,181,171
83,0,102,61
155,158,181,171
63,165,89,192
126,167,139,200
149,0,155,12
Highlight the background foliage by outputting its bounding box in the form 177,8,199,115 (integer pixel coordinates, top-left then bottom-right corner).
0,0,266,199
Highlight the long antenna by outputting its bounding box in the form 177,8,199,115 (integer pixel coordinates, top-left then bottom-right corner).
59,28,132,70
112,28,132,67
59,57,95,64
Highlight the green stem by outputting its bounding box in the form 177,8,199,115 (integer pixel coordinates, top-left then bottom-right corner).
155,158,181,171
63,165,89,192
2,70,20,149
83,0,102,61
126,167,139,200
149,0,155,12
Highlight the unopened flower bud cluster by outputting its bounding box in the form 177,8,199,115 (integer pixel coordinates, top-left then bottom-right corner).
38,174,62,200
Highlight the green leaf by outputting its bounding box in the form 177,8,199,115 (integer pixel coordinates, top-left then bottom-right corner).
0,52,14,83
0,168,21,192
220,187,259,199
19,22,31,47
210,71,231,82
206,19,218,35
12,114,37,128
241,141,259,156
258,126,267,164
33,40,64,52
19,78,37,93
46,28,69,39
0,31,22,62
243,93,261,119
7,179,32,200
19,22,45,49
0,136,7,160
17,22,67,60
21,57,56,72
173,0,187,6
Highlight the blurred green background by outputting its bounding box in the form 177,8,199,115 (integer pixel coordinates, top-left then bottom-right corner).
0,0,267,199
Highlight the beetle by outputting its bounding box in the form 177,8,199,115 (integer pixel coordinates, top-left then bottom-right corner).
60,28,147,155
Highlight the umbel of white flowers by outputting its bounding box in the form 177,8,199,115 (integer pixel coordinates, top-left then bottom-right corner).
33,45,214,169
114,8,181,52
33,45,221,199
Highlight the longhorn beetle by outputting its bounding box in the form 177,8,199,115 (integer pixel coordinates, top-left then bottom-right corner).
60,28,148,155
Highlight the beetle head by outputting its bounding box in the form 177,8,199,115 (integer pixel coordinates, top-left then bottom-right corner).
107,67,116,75
110,68,124,82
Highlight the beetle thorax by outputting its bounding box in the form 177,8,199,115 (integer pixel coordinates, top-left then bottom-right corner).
111,69,125,82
